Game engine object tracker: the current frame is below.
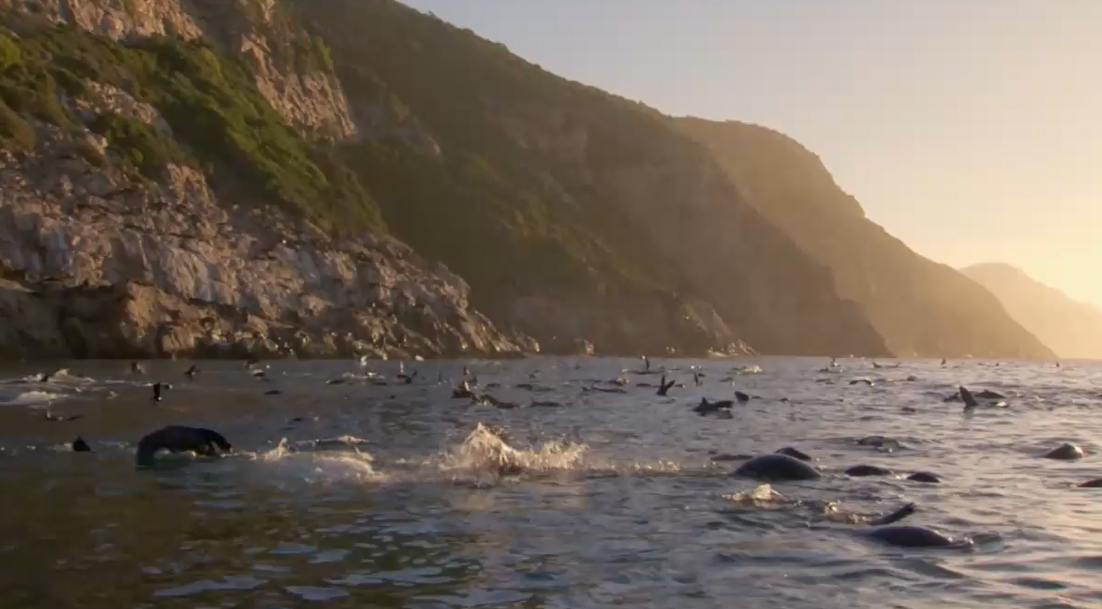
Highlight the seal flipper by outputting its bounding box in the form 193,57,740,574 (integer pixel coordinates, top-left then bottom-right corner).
656,375,675,397
959,386,978,410
867,502,917,526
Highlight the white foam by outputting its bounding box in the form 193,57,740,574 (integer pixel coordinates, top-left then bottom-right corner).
284,586,349,601
0,391,64,406
438,422,587,478
248,438,380,483
723,483,784,506
153,575,266,598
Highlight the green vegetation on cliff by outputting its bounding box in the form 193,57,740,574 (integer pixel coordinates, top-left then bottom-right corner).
288,0,893,356
0,0,1056,358
0,15,383,231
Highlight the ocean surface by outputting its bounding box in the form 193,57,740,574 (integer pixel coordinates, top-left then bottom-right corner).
1,356,1100,609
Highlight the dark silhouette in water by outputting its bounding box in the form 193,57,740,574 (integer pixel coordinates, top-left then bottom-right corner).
734,391,751,403
151,382,171,402
733,453,820,481
865,502,916,526
845,464,893,477
693,397,733,416
854,504,964,548
71,436,91,452
136,425,233,467
398,370,418,384
184,364,197,380
907,472,941,483
1043,443,1085,460
959,386,979,411
656,375,675,396
453,381,475,399
130,361,146,375
865,525,957,548
1078,479,1102,488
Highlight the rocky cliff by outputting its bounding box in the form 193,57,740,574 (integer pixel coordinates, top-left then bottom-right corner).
2,0,357,138
0,5,524,360
291,0,890,357
962,264,1102,360
676,118,1054,359
0,0,1051,360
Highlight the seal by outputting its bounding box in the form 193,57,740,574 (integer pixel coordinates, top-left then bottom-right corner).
732,453,821,481
1043,443,1085,460
71,436,91,452
694,398,734,415
1078,479,1102,488
865,525,959,548
136,425,233,467
907,472,941,483
845,464,893,477
725,487,967,549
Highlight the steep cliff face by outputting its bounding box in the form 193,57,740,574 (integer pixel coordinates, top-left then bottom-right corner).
292,0,891,357
0,0,1046,360
1,0,357,138
0,7,523,360
0,124,521,360
677,118,1054,359
962,264,1102,360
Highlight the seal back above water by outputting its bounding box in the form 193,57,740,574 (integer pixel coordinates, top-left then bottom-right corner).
845,464,893,477
865,526,957,548
732,453,821,481
1043,443,1085,460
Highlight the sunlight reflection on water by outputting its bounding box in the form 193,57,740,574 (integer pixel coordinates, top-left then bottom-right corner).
0,356,1100,608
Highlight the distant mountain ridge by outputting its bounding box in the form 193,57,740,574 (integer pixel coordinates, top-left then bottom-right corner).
676,118,1054,359
962,263,1102,359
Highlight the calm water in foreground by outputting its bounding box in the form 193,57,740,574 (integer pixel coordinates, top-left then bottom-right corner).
1,356,1100,608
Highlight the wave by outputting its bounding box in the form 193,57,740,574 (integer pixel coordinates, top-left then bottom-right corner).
246,437,381,484
0,390,66,406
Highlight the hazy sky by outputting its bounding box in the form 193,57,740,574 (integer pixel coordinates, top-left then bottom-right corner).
401,1,1102,307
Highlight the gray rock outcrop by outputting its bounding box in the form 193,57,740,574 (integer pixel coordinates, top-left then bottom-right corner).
0,119,524,360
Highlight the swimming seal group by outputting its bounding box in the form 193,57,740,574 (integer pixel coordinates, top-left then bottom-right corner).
40,355,1098,551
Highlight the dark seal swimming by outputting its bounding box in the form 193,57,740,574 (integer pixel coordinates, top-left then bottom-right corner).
732,453,821,481
136,425,233,467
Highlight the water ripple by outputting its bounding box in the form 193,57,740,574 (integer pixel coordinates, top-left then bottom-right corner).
1,357,1100,608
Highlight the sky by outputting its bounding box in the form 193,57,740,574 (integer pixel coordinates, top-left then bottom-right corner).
401,0,1102,308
